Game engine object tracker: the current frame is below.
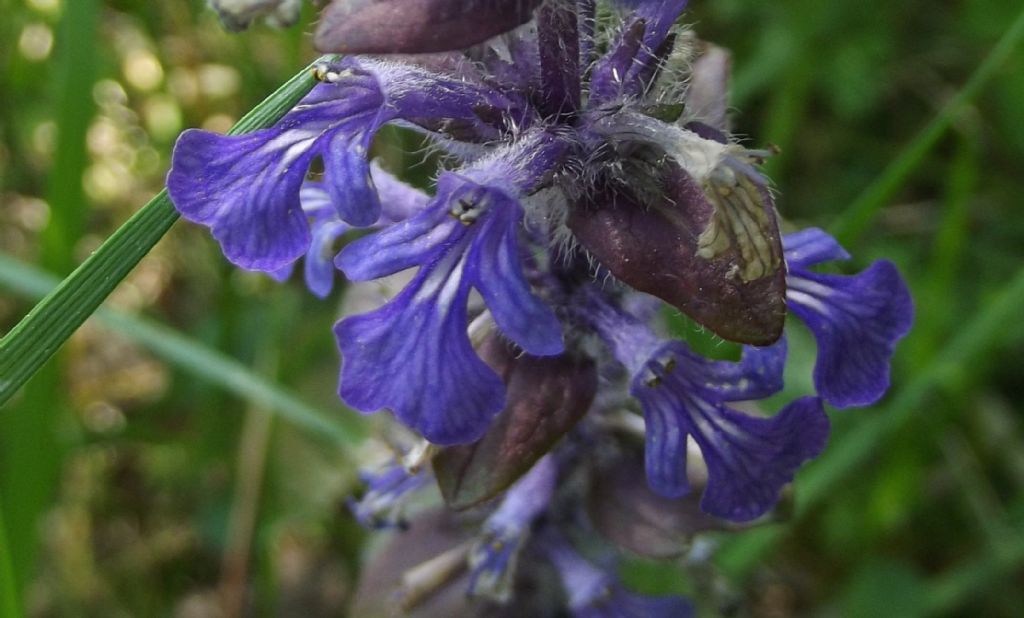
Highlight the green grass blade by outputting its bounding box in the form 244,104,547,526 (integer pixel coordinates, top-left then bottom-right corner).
0,253,363,445
0,56,336,406
42,0,98,273
0,496,21,618
829,6,1024,246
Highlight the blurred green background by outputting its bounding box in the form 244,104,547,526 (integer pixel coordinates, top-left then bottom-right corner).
1,0,1023,615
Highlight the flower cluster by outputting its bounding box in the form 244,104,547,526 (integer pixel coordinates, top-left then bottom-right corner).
170,0,913,613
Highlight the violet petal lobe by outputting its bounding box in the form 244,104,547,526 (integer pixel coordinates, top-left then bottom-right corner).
588,17,647,105
545,532,694,618
467,455,558,600
314,0,544,54
168,128,315,271
167,67,388,270
695,396,829,522
467,202,563,356
335,196,456,282
678,337,788,402
783,226,851,269
787,260,914,408
334,254,507,445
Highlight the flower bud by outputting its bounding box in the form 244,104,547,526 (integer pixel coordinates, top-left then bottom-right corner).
569,162,787,345
433,334,597,509
315,0,544,54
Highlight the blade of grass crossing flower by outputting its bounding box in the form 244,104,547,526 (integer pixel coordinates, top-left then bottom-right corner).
0,253,363,445
829,6,1024,246
0,56,337,406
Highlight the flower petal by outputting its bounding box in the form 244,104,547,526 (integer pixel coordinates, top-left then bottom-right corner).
337,205,457,281
168,128,315,270
588,17,647,104
620,0,688,48
372,161,431,221
680,338,788,402
304,218,348,298
695,397,829,521
469,204,563,356
788,261,914,408
467,456,557,601
168,67,387,269
545,530,695,618
336,134,566,442
783,227,851,269
335,252,506,445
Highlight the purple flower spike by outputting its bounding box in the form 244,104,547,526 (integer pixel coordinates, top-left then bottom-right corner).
583,293,826,521
545,532,694,618
335,134,566,444
784,228,914,408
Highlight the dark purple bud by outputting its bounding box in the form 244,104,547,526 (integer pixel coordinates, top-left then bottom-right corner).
587,453,729,559
433,334,598,510
569,161,786,345
315,0,545,54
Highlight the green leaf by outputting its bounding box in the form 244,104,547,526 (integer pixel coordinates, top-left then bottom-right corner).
0,253,362,445
0,56,337,407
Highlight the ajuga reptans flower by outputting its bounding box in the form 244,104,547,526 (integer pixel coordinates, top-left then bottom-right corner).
170,0,914,611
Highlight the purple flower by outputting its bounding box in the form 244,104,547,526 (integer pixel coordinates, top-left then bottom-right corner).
268,163,430,297
347,460,430,529
167,56,518,271
333,130,567,445
544,531,694,618
169,1,797,444
580,289,829,522
784,228,914,408
467,455,558,601
168,1,909,515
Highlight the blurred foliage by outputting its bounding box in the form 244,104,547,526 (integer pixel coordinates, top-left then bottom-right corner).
1,0,1023,616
